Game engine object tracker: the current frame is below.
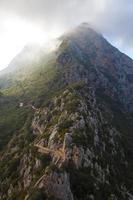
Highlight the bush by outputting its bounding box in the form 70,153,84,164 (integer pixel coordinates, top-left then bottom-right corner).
29,188,47,200
58,119,73,131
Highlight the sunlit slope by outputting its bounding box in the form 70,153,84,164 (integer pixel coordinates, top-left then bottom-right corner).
0,42,62,99
0,41,62,150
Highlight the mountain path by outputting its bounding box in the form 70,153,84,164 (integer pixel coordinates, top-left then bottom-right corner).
34,144,65,158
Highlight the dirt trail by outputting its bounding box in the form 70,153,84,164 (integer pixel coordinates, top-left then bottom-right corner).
19,103,39,111
32,145,66,192
35,144,65,158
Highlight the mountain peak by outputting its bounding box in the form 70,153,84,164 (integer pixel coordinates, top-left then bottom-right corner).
57,23,133,111
62,23,102,40
0,23,133,200
77,22,101,33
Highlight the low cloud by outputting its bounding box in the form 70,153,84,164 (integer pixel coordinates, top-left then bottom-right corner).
0,0,133,57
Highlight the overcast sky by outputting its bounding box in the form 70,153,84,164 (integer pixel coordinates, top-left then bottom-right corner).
0,0,133,70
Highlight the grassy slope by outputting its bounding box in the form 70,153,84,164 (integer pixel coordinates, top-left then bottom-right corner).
0,48,62,151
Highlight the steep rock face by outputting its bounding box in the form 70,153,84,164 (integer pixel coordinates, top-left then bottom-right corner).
0,24,133,200
28,86,132,200
58,24,133,111
1,85,132,200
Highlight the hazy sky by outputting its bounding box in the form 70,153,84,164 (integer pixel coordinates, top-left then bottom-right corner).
0,0,133,70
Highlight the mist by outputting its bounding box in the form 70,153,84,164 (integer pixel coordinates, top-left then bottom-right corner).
0,0,133,70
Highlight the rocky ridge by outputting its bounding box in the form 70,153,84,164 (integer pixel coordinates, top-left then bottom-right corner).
0,24,133,200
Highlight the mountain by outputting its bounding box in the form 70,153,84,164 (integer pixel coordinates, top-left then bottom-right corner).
0,23,133,200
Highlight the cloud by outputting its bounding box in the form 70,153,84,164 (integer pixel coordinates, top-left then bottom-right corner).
0,0,133,57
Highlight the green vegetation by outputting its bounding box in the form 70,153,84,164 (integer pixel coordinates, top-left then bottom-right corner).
68,80,86,91
72,125,94,148
0,47,67,199
29,188,47,200
0,101,31,150
0,50,62,149
29,188,57,200
72,128,88,147
58,119,73,133
65,98,79,113
68,167,95,200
